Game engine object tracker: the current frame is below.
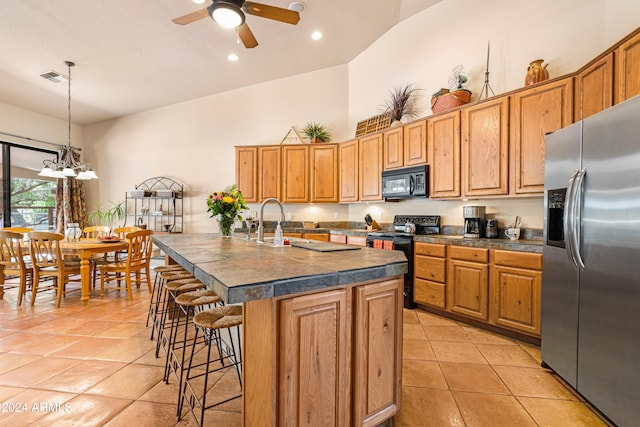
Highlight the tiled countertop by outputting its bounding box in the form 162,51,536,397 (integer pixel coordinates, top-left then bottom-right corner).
152,233,407,304
414,235,543,253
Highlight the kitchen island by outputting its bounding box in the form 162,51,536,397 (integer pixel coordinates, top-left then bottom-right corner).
152,233,408,427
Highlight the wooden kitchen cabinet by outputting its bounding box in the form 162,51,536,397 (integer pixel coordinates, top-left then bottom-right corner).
310,144,339,203
575,52,614,121
235,146,258,203
358,133,383,201
279,288,351,426
304,233,330,242
281,145,310,203
258,145,282,201
352,278,403,427
446,246,489,321
510,77,573,195
403,119,428,166
339,139,359,202
347,235,367,247
490,250,542,336
414,242,446,309
427,111,461,198
383,127,404,170
461,96,510,197
615,31,640,103
330,234,347,244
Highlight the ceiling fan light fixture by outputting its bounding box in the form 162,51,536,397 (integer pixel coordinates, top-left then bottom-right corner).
208,1,245,29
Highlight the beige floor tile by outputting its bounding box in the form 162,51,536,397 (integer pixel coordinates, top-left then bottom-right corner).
454,390,537,427
0,356,80,387
461,326,519,345
6,334,81,356
104,400,179,426
29,393,133,427
92,338,155,363
494,365,579,400
55,320,119,336
423,325,471,342
134,348,169,367
177,408,242,427
34,359,126,393
0,331,48,352
518,396,610,426
440,362,510,395
85,364,164,400
0,384,27,401
416,310,459,327
402,338,436,361
403,323,426,340
476,343,541,367
396,386,464,427
0,352,41,375
402,359,448,389
49,336,124,359
94,322,149,339
430,341,488,364
519,342,543,364
0,387,76,425
403,309,420,325
138,377,182,404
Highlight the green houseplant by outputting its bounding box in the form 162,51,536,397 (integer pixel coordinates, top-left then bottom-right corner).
87,201,125,228
302,122,332,143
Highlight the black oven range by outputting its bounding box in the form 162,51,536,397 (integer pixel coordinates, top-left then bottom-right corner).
366,215,440,309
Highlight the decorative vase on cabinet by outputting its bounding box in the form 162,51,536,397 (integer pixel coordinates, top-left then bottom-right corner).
525,59,549,86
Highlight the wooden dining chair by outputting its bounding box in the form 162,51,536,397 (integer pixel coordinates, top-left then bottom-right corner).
0,230,32,305
28,231,81,307
112,226,141,261
100,229,153,300
83,225,112,287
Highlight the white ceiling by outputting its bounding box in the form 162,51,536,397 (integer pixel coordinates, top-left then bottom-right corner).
0,0,442,125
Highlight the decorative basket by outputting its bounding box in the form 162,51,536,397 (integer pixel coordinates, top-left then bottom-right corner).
430,90,472,114
129,190,154,198
155,189,175,198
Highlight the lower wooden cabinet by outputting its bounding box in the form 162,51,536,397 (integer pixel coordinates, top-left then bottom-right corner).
414,242,446,309
347,235,367,247
447,247,490,321
304,233,329,242
330,233,347,244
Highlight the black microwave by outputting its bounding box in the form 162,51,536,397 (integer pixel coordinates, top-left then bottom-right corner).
381,165,429,199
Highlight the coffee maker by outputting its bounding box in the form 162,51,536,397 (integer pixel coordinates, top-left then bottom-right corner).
463,205,486,239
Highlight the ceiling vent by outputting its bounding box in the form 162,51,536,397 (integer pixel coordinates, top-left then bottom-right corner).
39,70,68,83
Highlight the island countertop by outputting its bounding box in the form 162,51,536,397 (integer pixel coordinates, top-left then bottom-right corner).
152,233,408,304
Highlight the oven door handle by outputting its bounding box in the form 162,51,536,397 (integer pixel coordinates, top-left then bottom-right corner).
409,175,415,195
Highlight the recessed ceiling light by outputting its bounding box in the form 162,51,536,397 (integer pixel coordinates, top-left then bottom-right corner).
311,31,323,41
228,53,239,62
288,2,306,13
192,0,206,4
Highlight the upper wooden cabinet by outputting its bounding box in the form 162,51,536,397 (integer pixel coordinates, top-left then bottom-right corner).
383,127,404,170
359,133,383,201
310,144,339,203
281,145,310,203
510,77,573,195
575,52,614,121
428,111,461,198
339,139,359,202
462,96,510,197
616,31,640,103
403,119,428,166
258,145,282,201
235,146,258,203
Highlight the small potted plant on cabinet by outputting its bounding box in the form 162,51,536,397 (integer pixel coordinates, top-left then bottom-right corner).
302,122,332,143
384,83,422,127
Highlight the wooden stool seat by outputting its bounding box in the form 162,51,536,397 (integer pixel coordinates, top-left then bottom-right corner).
193,305,242,330
175,289,221,307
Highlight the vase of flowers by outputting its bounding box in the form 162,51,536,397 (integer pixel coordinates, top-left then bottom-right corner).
206,184,248,238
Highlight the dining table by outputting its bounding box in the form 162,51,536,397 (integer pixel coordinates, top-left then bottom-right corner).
59,238,128,304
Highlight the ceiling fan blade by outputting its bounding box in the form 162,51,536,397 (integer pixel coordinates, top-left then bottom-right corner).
238,23,259,48
243,1,300,25
172,8,209,25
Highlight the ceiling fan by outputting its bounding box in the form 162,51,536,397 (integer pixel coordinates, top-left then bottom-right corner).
172,0,301,49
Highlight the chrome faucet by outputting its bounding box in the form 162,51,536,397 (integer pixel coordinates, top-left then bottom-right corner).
257,198,285,243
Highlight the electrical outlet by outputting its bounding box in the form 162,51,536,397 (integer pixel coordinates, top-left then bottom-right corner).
334,212,339,219
285,211,292,221
378,211,383,220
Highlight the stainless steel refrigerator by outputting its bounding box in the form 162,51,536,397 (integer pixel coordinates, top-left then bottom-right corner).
542,94,640,426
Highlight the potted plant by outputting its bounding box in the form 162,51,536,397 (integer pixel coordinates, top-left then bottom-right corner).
383,83,421,126
302,122,332,143
87,201,125,229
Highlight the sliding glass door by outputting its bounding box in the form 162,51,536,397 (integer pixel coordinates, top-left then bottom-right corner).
1,143,58,229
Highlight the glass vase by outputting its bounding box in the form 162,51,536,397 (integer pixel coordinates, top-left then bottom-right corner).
217,215,235,238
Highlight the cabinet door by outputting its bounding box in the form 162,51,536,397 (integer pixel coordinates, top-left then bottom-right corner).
427,111,461,198
339,139,359,202
575,52,613,121
282,145,309,203
330,234,347,244
383,127,404,170
510,77,573,195
358,133,383,201
462,97,509,196
258,146,282,201
490,265,541,336
304,233,330,242
310,144,339,203
235,146,258,203
279,289,351,426
353,278,403,427
403,119,428,166
615,31,640,103
447,259,489,320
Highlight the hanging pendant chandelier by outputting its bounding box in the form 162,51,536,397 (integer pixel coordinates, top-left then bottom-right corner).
38,61,98,180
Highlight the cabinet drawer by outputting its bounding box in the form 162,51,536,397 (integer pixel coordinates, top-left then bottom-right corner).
449,246,489,263
414,254,445,283
415,242,446,257
304,233,329,242
330,234,347,244
492,250,542,270
414,278,445,309
347,236,367,247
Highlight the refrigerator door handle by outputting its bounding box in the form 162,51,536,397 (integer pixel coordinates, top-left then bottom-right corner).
564,169,579,268
572,168,586,269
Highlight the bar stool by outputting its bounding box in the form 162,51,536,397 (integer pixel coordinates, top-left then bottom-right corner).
155,278,204,358
149,270,193,340
147,265,186,328
179,305,243,426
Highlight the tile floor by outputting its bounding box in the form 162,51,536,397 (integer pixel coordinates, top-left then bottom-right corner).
0,274,610,426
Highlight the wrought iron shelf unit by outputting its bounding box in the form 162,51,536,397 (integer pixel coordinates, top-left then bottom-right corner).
124,176,184,233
